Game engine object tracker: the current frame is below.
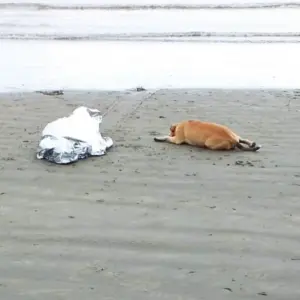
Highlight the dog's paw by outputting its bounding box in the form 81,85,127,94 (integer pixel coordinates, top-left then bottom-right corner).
253,144,262,151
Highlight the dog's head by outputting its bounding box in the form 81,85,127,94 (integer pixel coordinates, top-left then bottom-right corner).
169,124,177,137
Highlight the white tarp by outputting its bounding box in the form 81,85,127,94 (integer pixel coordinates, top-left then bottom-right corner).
36,106,113,164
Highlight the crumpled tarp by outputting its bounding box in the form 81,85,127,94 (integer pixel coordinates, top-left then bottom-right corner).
36,106,113,164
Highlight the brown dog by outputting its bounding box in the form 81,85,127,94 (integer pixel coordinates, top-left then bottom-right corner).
154,120,261,151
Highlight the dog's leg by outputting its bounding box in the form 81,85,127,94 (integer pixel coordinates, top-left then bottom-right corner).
204,139,234,151
154,136,183,145
239,138,260,149
236,142,261,152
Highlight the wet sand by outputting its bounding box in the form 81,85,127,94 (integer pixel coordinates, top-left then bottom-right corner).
0,89,300,300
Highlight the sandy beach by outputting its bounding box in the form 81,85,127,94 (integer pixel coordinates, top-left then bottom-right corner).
0,88,300,299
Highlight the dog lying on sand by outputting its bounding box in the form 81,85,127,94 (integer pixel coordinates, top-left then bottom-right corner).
154,120,261,151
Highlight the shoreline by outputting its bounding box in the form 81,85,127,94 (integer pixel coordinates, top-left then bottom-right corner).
2,1,299,10
1,41,299,93
1,87,299,95
2,7,299,42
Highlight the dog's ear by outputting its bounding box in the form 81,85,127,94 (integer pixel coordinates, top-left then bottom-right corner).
169,124,177,136
170,124,177,132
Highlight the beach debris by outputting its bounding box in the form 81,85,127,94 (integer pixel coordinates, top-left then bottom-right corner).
36,90,64,96
2,157,15,161
206,205,216,209
185,172,197,176
257,292,268,296
235,160,254,167
136,86,146,92
148,130,160,136
36,106,113,164
223,288,233,292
